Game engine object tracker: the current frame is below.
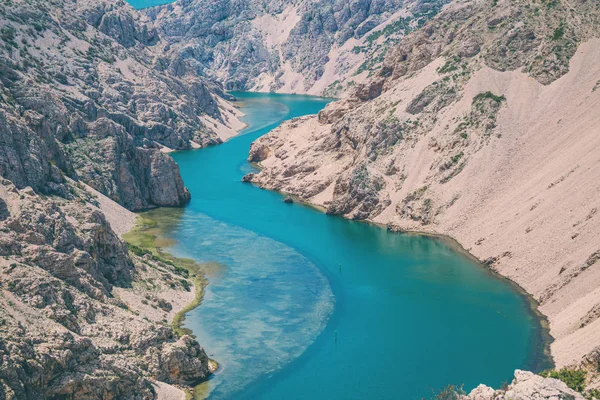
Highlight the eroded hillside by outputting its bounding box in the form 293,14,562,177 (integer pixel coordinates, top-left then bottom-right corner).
148,0,453,95
246,0,600,384
0,0,242,210
0,0,238,396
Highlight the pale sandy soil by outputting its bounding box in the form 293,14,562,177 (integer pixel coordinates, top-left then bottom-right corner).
83,183,137,237
252,5,300,49
202,97,247,141
250,39,600,372
250,6,303,93
153,381,186,400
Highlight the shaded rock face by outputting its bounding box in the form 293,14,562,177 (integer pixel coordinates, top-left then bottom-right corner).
248,143,270,163
326,164,390,220
83,0,160,48
0,180,210,399
0,0,230,210
65,119,190,210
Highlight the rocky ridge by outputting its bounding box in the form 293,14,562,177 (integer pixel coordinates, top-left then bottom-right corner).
0,0,242,397
147,0,452,95
247,0,600,387
0,0,241,211
0,179,211,399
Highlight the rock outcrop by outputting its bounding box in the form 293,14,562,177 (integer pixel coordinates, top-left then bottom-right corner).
0,0,232,397
0,0,240,210
247,0,600,385
464,370,585,400
147,0,451,95
0,179,210,399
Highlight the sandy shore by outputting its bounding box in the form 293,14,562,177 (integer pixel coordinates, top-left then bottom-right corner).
152,382,186,400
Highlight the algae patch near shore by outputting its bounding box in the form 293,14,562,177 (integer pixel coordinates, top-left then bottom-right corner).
122,208,223,337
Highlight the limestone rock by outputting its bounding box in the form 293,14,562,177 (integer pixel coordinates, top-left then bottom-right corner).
0,0,233,210
464,370,585,400
148,0,446,93
0,181,210,399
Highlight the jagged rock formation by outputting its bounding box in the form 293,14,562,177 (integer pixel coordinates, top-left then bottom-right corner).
464,370,585,400
146,0,451,95
0,0,236,397
0,0,240,210
247,0,600,384
0,179,210,399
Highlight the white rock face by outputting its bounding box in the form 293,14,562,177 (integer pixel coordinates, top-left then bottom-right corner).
148,0,451,95
465,370,585,400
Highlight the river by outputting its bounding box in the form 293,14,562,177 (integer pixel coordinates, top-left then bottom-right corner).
152,92,548,399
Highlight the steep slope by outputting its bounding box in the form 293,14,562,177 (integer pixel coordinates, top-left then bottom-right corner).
0,0,239,397
246,0,600,383
0,179,212,399
147,0,451,95
0,0,242,210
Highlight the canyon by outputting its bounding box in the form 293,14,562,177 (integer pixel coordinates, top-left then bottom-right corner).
0,0,599,398
246,0,600,389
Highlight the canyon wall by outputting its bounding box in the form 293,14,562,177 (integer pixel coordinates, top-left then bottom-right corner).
246,0,600,385
148,0,452,95
0,0,238,396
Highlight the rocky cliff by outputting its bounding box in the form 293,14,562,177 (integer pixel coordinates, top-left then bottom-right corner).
0,0,241,397
0,0,241,211
147,0,452,95
0,179,211,399
247,0,600,386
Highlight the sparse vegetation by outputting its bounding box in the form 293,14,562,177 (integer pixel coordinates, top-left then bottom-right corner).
429,384,466,399
451,152,464,164
552,23,565,40
473,91,506,104
123,211,220,337
437,56,462,74
539,368,587,393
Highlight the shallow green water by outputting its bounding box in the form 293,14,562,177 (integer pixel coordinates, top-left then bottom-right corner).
160,92,549,399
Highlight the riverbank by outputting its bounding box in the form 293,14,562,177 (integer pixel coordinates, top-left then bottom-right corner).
244,40,600,383
121,210,222,397
89,188,218,399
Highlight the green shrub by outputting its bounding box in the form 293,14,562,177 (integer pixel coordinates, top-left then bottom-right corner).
586,388,600,400
540,368,587,392
127,243,151,257
552,25,565,40
473,91,506,104
451,152,464,164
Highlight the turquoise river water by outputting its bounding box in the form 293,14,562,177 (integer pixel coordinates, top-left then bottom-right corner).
157,92,549,399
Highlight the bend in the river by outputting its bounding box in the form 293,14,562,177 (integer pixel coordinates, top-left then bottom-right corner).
148,92,551,400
